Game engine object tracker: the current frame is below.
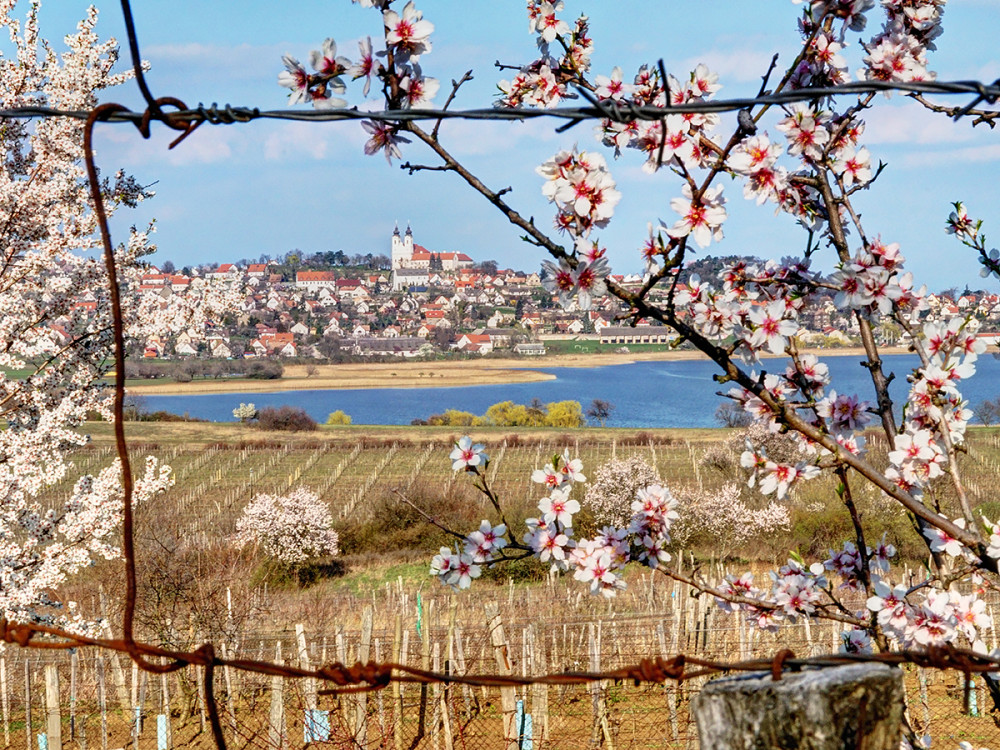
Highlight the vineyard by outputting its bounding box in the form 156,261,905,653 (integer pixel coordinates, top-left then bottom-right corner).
15,424,1000,748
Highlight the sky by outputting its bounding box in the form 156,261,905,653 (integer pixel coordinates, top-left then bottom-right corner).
24,0,1000,291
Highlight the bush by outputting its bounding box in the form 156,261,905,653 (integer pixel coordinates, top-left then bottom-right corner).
670,483,791,560
427,409,477,426
584,455,662,528
326,410,353,425
235,488,340,565
256,405,317,432
245,360,284,379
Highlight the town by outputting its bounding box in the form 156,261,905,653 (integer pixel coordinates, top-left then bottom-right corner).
117,224,1000,363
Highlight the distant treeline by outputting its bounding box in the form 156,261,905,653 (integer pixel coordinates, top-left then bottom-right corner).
126,359,284,382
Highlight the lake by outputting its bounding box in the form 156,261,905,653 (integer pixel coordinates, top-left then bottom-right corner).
140,353,1000,428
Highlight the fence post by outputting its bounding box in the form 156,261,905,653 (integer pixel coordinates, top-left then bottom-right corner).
1,655,8,748
485,603,518,750
356,605,373,747
44,664,62,750
692,663,903,749
268,643,285,750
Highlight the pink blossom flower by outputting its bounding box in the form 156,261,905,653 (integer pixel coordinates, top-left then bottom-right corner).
398,64,439,108
361,120,410,164
776,104,830,161
278,55,311,105
923,517,966,558
464,520,508,562
840,629,872,654
539,487,580,527
747,300,798,355
450,436,487,471
384,1,434,60
594,66,630,101
666,184,727,248
832,146,872,187
532,1,570,43
448,553,481,589
350,36,380,97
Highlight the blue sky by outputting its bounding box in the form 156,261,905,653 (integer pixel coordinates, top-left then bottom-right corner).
29,0,1000,291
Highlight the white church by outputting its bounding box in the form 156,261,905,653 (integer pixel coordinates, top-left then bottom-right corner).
390,224,474,291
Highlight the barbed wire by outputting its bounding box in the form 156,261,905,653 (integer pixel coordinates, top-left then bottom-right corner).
3,615,998,701
8,0,1000,747
2,76,998,131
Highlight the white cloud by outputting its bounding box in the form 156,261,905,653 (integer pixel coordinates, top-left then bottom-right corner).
436,118,560,157
676,48,778,84
900,143,1000,168
262,122,333,161
144,41,287,76
863,104,984,145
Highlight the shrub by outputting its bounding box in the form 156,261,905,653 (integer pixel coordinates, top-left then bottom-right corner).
235,488,340,565
326,410,353,425
233,402,258,423
584,455,662,528
427,409,477,426
245,360,284,379
256,405,317,432
670,483,791,560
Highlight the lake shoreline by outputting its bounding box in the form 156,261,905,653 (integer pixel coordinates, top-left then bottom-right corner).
128,346,910,396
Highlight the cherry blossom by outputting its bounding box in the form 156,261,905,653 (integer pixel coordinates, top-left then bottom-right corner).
776,104,831,161
278,55,311,105
666,184,727,248
531,1,570,44
923,518,967,558
464,520,508,562
361,120,411,164
450,436,488,471
350,36,380,96
235,488,340,565
383,1,434,60
539,487,580,527
747,300,799,355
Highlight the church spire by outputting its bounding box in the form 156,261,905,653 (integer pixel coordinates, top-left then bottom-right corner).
405,222,412,236
393,222,400,236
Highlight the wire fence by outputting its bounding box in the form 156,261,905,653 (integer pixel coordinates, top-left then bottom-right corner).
4,604,1000,750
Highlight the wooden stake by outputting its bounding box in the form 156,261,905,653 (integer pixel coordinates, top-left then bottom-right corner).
24,658,31,750
356,605,373,746
392,615,403,750
295,624,317,711
269,642,286,750
485,603,517,750
96,653,108,750
45,664,62,750
1,655,9,749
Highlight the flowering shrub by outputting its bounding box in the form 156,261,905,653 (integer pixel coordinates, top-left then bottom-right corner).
583,455,661,528
670,483,791,560
326,410,353,425
233,403,259,423
0,2,240,627
235,489,340,565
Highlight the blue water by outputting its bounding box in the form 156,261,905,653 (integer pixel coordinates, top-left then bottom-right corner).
141,353,1000,428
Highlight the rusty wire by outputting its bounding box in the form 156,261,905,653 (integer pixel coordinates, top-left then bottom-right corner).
2,75,999,130
4,0,996,747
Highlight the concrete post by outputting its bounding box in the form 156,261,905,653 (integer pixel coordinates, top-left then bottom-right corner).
693,663,903,750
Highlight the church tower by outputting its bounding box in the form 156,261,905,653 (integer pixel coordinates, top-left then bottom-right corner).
404,223,414,257
391,223,406,269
